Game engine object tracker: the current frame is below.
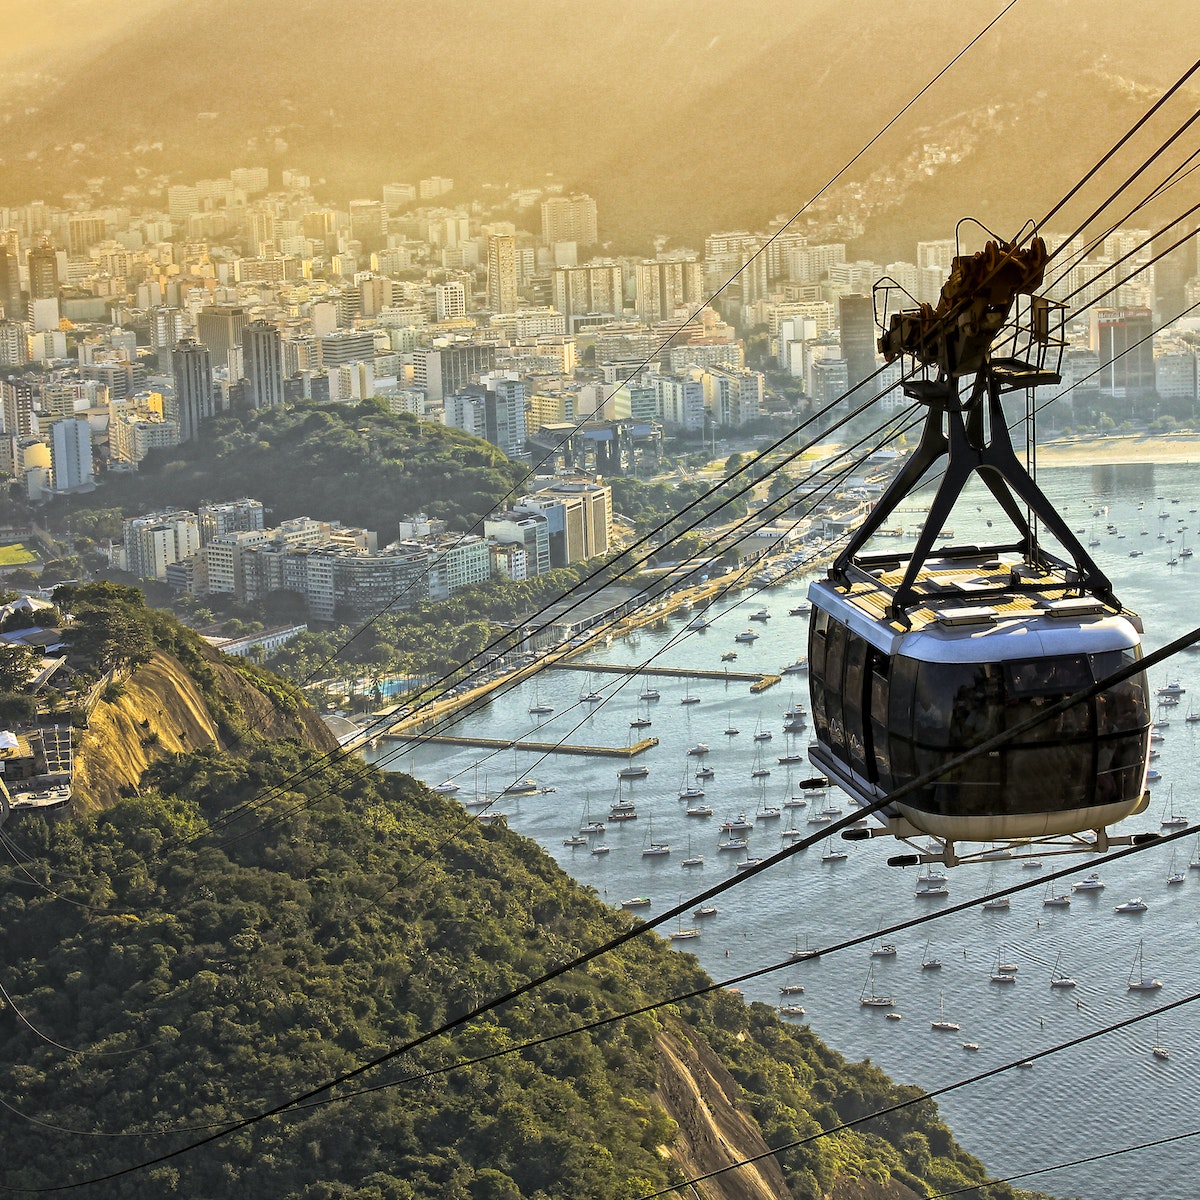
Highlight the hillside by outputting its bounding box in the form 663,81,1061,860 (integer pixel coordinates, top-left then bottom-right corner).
0,1,1196,249
71,645,337,810
50,400,526,535
0,597,1057,1199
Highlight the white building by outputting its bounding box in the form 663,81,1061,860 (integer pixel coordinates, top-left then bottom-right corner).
49,418,94,492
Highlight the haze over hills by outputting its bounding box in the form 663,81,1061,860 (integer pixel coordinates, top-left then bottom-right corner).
1,0,1195,252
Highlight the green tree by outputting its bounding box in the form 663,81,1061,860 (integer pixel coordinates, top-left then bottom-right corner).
0,643,39,691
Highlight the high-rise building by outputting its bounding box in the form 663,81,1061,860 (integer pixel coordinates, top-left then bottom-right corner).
196,304,248,372
552,263,624,323
27,245,59,300
123,511,201,580
484,510,550,577
701,365,764,427
635,256,704,322
414,341,497,402
242,320,284,410
487,235,518,313
49,418,94,492
317,330,376,369
541,194,598,247
0,247,22,320
0,379,36,438
199,499,266,544
435,281,467,322
0,320,27,367
171,339,214,442
515,480,611,566
68,214,106,257
1090,307,1155,398
443,375,527,459
839,293,877,397
349,200,385,252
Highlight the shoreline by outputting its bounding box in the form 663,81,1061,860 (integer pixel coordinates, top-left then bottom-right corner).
1026,433,1200,468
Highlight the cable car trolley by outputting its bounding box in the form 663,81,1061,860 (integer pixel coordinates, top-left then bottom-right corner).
806,223,1151,866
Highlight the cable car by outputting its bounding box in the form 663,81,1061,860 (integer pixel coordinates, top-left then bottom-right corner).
806,227,1151,864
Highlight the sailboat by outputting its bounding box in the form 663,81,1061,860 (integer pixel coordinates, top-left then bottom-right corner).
859,967,895,1008
1151,1022,1170,1061
1042,880,1071,908
1167,850,1186,885
638,675,660,702
752,720,773,742
724,711,740,736
989,948,1018,983
629,701,652,729
680,678,701,705
670,895,700,940
680,836,704,868
920,939,942,970
870,924,898,958
528,682,554,715
931,993,960,1031
1049,951,1077,989
1159,785,1187,828
1127,940,1163,991
750,745,771,779
678,758,705,800
640,818,670,857
780,810,804,841
980,867,1010,911
821,837,848,863
579,797,606,836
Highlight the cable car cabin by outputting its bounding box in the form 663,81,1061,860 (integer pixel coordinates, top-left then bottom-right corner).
806,552,1151,848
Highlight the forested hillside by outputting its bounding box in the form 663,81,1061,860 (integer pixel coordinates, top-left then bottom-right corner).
53,401,526,534
0,603,1055,1198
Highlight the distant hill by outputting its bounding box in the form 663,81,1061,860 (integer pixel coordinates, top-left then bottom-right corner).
2,0,1196,252
52,400,526,535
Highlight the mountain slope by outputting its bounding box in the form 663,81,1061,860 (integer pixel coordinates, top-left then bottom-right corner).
2,1,1195,250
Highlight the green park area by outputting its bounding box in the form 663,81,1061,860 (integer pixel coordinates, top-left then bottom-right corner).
0,543,38,567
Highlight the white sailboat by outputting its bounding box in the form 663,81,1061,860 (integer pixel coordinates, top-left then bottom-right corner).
1049,951,1077,989
1127,940,1163,991
920,939,942,970
859,967,895,1008
680,836,704,868
640,818,670,858
980,866,1009,911
1159,785,1187,828
1166,850,1186,885
1151,1021,1170,1061
931,993,960,1031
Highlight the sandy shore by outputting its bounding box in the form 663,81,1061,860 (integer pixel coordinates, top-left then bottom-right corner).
1034,433,1200,467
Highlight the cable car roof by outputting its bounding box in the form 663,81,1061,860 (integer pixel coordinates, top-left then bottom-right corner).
809,552,1143,662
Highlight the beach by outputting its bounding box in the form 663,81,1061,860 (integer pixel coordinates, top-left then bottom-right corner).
1034,432,1200,467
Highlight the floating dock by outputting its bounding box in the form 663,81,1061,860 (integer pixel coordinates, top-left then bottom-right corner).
559,661,771,684
381,733,660,758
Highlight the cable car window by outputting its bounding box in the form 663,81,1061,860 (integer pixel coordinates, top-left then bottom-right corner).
809,611,830,744
889,656,918,781
843,633,869,776
914,662,988,748
1090,650,1149,735
1004,655,1091,699
869,655,891,788
946,662,1004,750
823,619,848,757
